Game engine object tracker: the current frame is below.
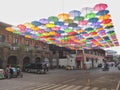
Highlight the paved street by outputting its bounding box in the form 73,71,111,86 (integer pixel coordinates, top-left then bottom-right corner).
0,67,120,90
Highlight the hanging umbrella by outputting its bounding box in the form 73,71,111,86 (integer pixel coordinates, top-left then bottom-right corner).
74,16,84,21
88,18,98,23
93,3,108,11
102,19,112,24
55,21,64,26
96,10,109,16
39,18,49,24
90,22,101,27
64,19,73,23
17,24,26,30
69,10,81,17
81,7,93,15
85,13,96,19
45,23,55,28
56,30,64,34
99,14,111,20
31,21,41,26
48,16,58,22
85,27,94,32
105,25,114,29
58,13,70,20
68,23,78,27
107,31,115,34
6,27,14,32
73,26,81,30
60,25,68,29
64,28,72,33
78,20,88,26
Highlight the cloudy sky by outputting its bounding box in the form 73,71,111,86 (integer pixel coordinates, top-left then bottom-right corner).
0,0,120,54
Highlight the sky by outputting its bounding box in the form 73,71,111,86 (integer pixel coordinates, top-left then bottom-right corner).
0,0,120,54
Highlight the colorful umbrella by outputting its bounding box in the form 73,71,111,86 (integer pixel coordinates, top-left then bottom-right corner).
68,23,78,27
88,18,98,23
48,16,58,22
81,7,93,15
31,21,41,26
64,19,73,23
58,13,70,20
69,10,81,17
94,3,108,11
85,13,96,18
39,18,49,24
96,10,109,16
74,16,84,21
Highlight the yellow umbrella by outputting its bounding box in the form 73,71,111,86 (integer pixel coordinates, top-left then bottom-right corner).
76,29,84,33
25,35,32,38
6,27,14,32
58,13,70,20
31,26,40,31
45,23,55,28
24,22,35,28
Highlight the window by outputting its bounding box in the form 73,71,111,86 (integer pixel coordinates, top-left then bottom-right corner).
0,35,5,42
25,40,29,46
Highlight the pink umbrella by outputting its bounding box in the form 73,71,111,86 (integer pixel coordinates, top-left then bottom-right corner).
93,3,108,11
78,20,88,26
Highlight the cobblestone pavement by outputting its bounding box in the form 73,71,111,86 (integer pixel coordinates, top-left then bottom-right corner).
0,67,119,90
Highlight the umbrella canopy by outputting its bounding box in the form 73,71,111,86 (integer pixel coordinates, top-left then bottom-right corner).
94,3,108,11
48,16,58,22
85,13,96,18
88,18,98,23
68,23,78,27
64,19,73,23
58,13,70,20
81,7,93,15
39,18,49,24
74,16,84,21
69,10,81,17
96,10,109,16
31,21,41,26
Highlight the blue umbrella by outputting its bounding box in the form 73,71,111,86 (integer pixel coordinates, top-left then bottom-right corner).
55,21,64,26
88,18,98,23
68,23,78,27
85,27,94,32
31,21,41,26
96,10,109,16
69,10,81,17
56,30,64,34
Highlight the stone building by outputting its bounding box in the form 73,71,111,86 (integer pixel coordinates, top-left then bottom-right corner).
0,22,59,69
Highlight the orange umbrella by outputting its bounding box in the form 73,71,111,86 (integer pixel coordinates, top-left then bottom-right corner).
58,13,70,20
99,14,111,21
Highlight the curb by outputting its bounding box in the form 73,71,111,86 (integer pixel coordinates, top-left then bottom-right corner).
116,80,120,90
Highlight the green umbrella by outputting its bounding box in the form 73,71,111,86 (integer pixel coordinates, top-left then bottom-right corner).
64,19,73,23
74,16,84,21
64,28,72,33
85,13,96,18
48,16,58,22
36,33,42,36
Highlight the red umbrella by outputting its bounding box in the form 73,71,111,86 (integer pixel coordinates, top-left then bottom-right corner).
93,3,108,11
102,19,112,24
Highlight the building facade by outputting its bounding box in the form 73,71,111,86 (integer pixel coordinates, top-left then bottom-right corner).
0,22,59,69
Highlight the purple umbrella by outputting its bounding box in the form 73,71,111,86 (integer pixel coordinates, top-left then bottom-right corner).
39,18,49,24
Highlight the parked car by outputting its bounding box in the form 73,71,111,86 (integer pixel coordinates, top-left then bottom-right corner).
118,64,120,70
24,63,47,74
0,69,5,79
